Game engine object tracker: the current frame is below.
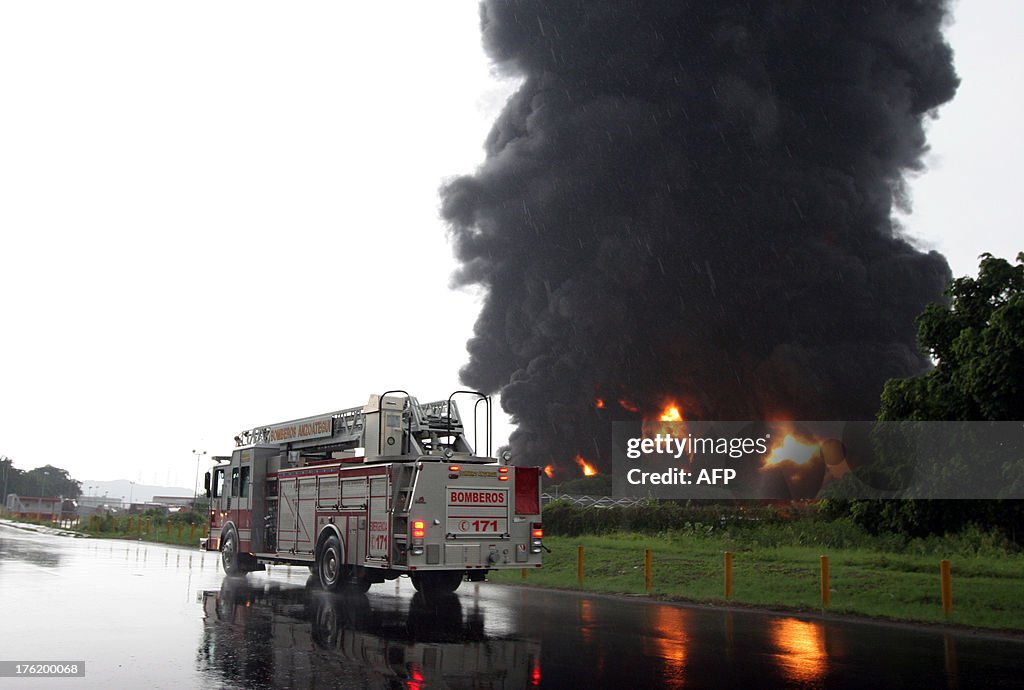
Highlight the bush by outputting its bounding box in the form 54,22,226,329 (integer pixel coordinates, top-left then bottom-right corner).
168,510,205,525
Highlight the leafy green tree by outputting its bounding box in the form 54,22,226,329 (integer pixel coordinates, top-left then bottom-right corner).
1,456,20,501
15,465,82,499
844,253,1024,539
880,252,1024,421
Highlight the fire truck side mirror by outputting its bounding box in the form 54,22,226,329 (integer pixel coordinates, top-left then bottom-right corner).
204,472,211,498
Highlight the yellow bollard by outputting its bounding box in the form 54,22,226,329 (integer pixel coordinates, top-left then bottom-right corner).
941,559,952,617
521,568,528,580
128,517,133,532
577,545,584,585
201,524,208,539
724,551,733,598
190,523,196,540
177,523,183,540
145,518,151,534
820,555,830,608
645,549,653,592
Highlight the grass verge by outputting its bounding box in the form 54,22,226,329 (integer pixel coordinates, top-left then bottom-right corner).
489,532,1024,632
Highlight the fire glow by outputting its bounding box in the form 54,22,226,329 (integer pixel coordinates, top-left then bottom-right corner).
659,404,684,422
575,455,598,476
543,465,555,479
764,434,820,466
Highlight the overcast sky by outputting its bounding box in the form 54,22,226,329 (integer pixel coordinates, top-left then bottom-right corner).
1,2,1020,489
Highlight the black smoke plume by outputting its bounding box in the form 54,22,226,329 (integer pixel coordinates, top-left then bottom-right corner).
442,1,959,473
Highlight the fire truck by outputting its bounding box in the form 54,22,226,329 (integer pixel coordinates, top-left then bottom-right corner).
202,390,543,594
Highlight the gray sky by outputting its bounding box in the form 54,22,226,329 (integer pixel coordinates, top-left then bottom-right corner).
0,2,1019,487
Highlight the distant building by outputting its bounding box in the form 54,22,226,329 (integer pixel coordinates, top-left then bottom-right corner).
127,502,170,515
152,495,195,508
5,494,62,519
77,495,123,516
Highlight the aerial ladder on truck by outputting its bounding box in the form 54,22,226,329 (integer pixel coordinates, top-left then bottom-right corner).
203,390,544,594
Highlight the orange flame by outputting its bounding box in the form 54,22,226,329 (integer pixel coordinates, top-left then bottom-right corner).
764,434,820,466
659,404,684,422
543,465,555,479
618,399,639,412
595,398,606,409
575,455,598,476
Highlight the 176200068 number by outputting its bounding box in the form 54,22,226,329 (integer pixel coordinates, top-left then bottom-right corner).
0,662,85,677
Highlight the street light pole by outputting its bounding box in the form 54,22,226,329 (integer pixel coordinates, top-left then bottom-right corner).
192,449,207,505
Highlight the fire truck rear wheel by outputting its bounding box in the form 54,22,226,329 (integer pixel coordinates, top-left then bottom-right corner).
410,571,463,595
318,535,346,591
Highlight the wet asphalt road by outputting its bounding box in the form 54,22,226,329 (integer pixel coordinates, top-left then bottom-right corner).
1,521,1022,689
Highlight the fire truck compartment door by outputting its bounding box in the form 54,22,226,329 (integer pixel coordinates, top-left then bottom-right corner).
368,477,389,560
277,478,298,553
446,488,509,536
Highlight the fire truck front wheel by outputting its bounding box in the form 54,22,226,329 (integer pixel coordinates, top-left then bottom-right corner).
317,535,347,591
220,526,249,576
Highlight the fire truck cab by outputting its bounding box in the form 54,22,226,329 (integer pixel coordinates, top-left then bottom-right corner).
203,391,543,594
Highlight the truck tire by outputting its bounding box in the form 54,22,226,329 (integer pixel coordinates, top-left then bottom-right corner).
410,571,463,595
318,535,345,591
220,526,246,576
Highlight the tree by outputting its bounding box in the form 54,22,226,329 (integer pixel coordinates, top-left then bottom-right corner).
0,456,18,501
848,253,1024,539
880,252,1024,421
11,464,81,499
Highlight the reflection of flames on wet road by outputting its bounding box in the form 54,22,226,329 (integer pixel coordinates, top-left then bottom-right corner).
770,618,828,685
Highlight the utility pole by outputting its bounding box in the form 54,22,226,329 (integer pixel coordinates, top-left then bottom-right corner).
192,449,207,505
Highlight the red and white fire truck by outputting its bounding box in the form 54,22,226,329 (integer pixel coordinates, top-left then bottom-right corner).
203,391,543,594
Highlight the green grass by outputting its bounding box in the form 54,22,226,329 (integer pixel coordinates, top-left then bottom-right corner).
73,520,206,547
0,515,208,548
490,532,1024,631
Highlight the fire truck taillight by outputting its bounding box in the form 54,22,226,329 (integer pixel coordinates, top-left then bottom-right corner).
531,522,543,553
411,520,426,555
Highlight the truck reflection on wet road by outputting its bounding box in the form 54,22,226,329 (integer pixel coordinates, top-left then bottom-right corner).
199,580,539,688
2,521,1023,689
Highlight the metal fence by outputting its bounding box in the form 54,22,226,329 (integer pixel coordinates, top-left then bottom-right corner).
540,493,647,508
